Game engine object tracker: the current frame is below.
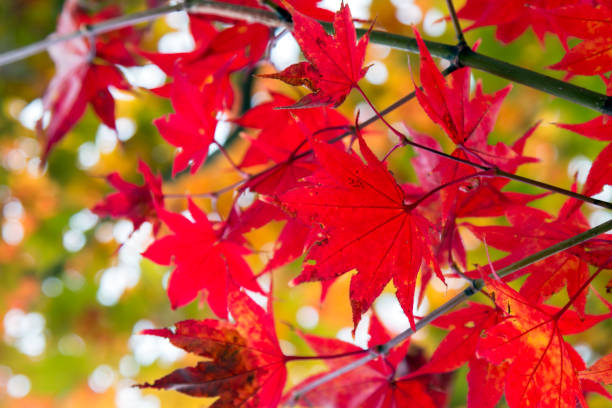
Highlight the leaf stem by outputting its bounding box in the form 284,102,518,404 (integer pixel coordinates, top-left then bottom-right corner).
285,349,369,362
287,218,612,404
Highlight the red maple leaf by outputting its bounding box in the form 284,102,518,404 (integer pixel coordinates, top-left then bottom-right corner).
413,29,511,147
457,0,578,44
236,92,350,195
139,291,287,407
153,72,219,176
476,277,599,408
280,131,441,330
260,4,370,108
580,353,612,385
284,315,441,408
92,160,164,234
38,0,135,162
142,199,262,317
547,3,612,75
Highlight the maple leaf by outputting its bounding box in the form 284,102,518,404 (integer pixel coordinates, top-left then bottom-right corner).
260,4,370,108
285,315,440,408
142,199,261,317
153,72,219,176
457,0,578,44
547,3,612,75
280,131,442,330
139,291,287,407
92,160,164,234
413,29,511,147
580,353,612,384
38,0,134,162
236,92,350,195
477,277,590,408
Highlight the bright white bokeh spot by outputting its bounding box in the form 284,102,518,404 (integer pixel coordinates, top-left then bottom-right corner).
354,102,376,123
129,320,185,367
158,31,194,53
95,124,118,154
89,365,115,393
237,189,256,209
113,220,134,244
119,354,140,378
319,0,371,19
374,293,410,335
589,209,612,228
7,374,31,398
116,383,161,408
592,184,612,202
336,314,370,349
42,277,64,298
396,3,422,25
17,333,46,357
77,142,100,169
119,64,167,90
3,310,46,357
2,220,24,245
58,333,86,356
70,209,98,232
296,306,319,329
4,199,23,219
270,31,301,71
365,61,388,85
574,343,594,364
166,10,189,30
215,118,232,144
117,118,137,142
209,115,231,155
97,265,141,307
567,155,592,185
423,8,447,37
63,229,86,252
18,99,43,130
245,290,268,309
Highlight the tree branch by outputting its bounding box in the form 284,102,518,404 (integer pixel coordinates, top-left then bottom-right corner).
1,1,609,115
287,217,612,404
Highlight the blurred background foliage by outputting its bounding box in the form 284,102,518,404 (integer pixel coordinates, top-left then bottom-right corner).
0,0,610,407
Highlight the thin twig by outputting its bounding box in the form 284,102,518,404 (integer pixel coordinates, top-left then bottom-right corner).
444,0,466,44
287,218,612,404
